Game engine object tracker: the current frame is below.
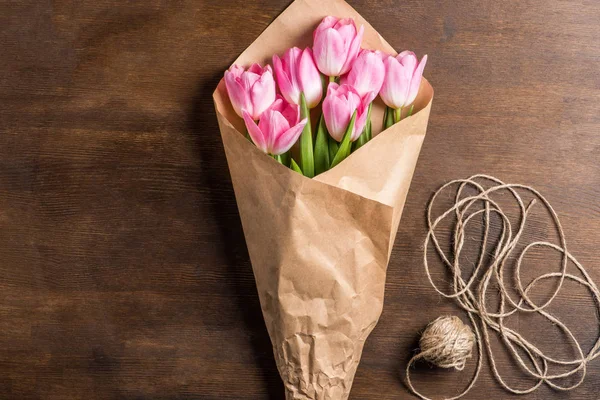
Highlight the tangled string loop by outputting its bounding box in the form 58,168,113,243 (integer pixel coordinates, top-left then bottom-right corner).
406,175,600,400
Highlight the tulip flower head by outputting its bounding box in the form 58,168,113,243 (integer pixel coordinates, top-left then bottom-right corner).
242,96,308,156
380,51,427,110
313,16,364,77
341,49,385,104
224,63,277,121
273,47,323,108
322,83,369,142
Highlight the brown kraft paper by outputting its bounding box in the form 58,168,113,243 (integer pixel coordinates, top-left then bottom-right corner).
212,0,434,398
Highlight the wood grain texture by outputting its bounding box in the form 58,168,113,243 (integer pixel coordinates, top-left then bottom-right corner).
0,0,599,399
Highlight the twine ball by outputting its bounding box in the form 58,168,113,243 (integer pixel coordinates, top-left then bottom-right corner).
418,316,474,371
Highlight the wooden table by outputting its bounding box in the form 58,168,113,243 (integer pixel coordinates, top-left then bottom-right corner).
1,0,599,398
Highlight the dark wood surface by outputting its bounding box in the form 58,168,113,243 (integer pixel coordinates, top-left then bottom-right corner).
1,0,599,399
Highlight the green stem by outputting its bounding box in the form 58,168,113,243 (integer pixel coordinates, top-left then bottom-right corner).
299,92,314,178
407,104,414,117
382,107,388,132
274,154,283,164
384,106,395,129
329,75,336,83
394,107,403,123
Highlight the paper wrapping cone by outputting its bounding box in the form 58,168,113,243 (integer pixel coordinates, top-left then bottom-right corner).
212,0,433,398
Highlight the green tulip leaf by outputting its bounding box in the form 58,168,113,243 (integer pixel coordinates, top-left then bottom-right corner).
299,92,314,178
314,114,330,175
328,135,339,162
365,102,373,141
280,151,290,167
330,111,356,168
290,158,303,174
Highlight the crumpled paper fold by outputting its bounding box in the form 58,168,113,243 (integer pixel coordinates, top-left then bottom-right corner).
212,0,433,398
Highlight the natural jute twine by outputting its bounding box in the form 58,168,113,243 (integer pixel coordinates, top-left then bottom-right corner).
406,174,600,400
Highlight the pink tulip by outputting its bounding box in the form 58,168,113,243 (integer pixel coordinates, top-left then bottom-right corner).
242,96,308,156
313,16,364,77
380,51,427,110
322,83,369,142
224,63,276,121
273,47,322,108
341,49,385,104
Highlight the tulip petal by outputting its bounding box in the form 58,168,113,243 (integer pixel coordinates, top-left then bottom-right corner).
285,48,302,101
344,50,384,98
330,111,356,168
340,24,364,75
248,63,263,74
364,51,385,96
335,21,356,45
352,105,368,142
344,86,361,115
250,69,276,119
227,64,245,79
298,48,323,108
362,90,377,106
333,17,355,28
342,87,366,141
272,118,307,155
313,16,338,41
267,97,285,113
225,69,252,118
273,54,299,105
286,47,302,85
327,81,340,96
406,54,427,105
314,28,346,77
268,96,299,126
381,56,409,109
281,102,300,126
353,102,372,149
397,51,417,71
241,70,260,92
263,64,274,75
243,111,268,153
323,95,351,142
260,109,291,153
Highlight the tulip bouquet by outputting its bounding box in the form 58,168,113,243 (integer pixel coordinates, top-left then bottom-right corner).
213,0,433,398
224,17,427,178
